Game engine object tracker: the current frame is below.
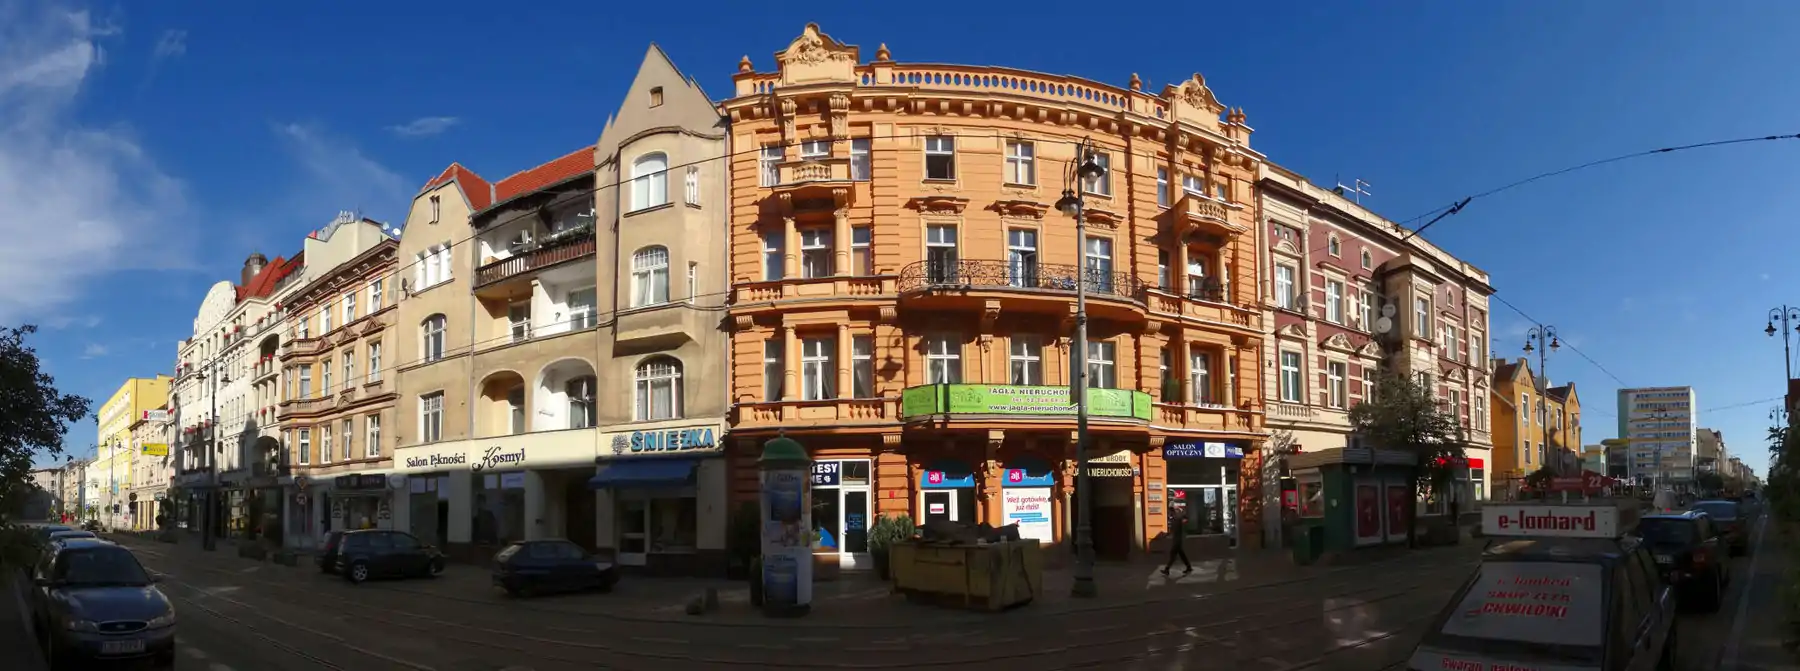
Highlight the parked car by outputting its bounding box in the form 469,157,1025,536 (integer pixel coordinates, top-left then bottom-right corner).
29,539,176,668
315,530,345,574
1638,510,1729,612
48,530,98,543
333,530,445,584
1689,500,1748,555
34,525,71,541
491,540,618,597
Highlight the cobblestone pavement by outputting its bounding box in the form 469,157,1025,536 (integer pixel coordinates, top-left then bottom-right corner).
112,534,1496,670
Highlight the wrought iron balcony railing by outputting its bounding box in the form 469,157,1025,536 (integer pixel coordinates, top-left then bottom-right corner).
896,259,1145,302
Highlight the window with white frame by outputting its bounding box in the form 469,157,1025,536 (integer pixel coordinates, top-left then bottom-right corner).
1470,330,1486,366
1442,324,1459,361
684,166,700,206
762,231,784,281
297,429,311,464
852,336,874,398
1081,152,1111,196
1007,228,1038,287
1474,395,1487,427
1087,340,1117,389
849,138,871,181
341,418,354,460
800,229,833,278
924,136,956,180
1275,265,1297,310
1414,296,1432,339
1360,249,1372,269
1521,394,1531,427
926,225,958,282
631,246,671,307
298,365,312,399
800,139,829,160
801,337,836,401
343,352,355,387
321,426,333,463
1004,141,1035,185
1362,367,1375,400
344,292,357,323
764,338,784,401
1009,336,1042,385
320,305,332,334
420,392,444,442
296,315,309,339
1157,249,1171,290
686,262,697,303
1325,280,1344,324
369,280,383,312
1182,174,1205,197
567,375,597,428
635,358,682,421
842,226,871,276
1449,389,1463,425
365,414,381,458
1156,168,1170,207
1191,350,1213,404
414,244,452,290
925,335,961,384
1083,236,1113,293
1328,361,1347,409
321,357,332,394
1359,285,1376,329
1279,351,1303,403
759,145,783,187
631,153,669,211
366,341,382,383
1327,235,1341,257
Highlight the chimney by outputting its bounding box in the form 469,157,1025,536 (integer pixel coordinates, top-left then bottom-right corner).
242,253,268,286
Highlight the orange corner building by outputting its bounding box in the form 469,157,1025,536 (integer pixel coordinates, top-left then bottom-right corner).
721,24,1268,565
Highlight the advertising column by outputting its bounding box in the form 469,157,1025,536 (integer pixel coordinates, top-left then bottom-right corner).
758,436,811,617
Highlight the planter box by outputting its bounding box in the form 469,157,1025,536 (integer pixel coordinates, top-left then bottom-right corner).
889,541,1043,611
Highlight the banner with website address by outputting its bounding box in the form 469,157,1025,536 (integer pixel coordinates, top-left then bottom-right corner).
901,384,1152,420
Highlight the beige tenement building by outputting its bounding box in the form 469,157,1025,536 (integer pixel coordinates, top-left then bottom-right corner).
392,45,731,574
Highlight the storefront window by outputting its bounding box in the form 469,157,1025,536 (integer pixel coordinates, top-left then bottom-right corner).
810,459,871,554
649,497,697,552
1166,458,1239,537
1471,468,1486,501
472,472,525,544
408,475,449,547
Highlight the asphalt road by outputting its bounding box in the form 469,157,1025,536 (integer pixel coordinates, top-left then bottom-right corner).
102,529,1773,671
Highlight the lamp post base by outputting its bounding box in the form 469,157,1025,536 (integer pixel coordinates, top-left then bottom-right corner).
1070,575,1098,598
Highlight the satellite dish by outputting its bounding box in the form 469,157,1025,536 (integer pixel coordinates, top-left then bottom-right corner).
1381,303,1397,317
1374,317,1393,334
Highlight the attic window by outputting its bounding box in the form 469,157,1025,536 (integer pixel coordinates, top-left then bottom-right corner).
429,195,441,224
649,87,664,108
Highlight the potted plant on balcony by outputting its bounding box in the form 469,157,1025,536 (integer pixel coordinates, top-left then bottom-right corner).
866,514,915,581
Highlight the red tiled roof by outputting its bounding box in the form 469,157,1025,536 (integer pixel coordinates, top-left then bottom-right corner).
491,146,595,206
235,253,303,302
419,163,494,211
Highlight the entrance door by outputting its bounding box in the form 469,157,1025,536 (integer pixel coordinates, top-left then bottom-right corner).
618,498,648,566
563,480,597,551
922,491,955,526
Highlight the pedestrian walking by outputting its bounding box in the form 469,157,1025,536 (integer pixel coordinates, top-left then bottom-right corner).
1161,505,1192,576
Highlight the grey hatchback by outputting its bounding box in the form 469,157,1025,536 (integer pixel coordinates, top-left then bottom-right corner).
29,539,176,668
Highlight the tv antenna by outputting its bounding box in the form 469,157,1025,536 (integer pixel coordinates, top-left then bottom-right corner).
1333,176,1373,205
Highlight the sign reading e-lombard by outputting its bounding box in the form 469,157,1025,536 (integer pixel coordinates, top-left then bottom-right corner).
901,384,1152,421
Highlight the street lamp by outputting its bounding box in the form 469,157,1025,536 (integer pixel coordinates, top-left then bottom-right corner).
1521,325,1561,474
1765,306,1800,383
1054,139,1106,599
193,364,229,552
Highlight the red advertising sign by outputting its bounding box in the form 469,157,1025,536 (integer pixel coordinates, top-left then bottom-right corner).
1386,486,1410,535
1281,489,1298,511
1548,471,1615,493
1355,485,1380,538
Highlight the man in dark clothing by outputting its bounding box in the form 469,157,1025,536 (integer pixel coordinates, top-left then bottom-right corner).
1162,505,1192,576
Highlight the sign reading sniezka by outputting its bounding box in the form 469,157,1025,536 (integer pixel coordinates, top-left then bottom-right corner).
604,425,724,458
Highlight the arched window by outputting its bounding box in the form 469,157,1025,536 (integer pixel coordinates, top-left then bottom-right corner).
567,376,597,429
1360,249,1373,270
631,246,670,307
1327,234,1341,257
421,315,446,362
635,357,683,421
630,153,669,211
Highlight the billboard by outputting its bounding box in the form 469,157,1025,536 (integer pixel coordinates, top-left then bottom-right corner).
900,384,1152,420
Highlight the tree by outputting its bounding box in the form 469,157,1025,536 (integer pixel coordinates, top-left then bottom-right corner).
0,325,93,568
1348,370,1466,545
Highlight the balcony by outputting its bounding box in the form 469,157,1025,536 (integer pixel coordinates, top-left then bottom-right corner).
1172,194,1248,238
732,276,893,310
1152,403,1259,433
1146,290,1258,332
281,337,328,358
897,259,1146,321
475,227,596,288
1269,402,1321,422
736,397,895,430
771,158,855,198
899,384,1152,424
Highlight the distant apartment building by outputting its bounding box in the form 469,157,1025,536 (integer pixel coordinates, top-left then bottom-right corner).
1488,358,1582,491
1696,428,1725,475
94,376,173,529
1617,386,1697,487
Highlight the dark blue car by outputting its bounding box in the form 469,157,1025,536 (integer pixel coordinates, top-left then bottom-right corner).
29,539,176,668
491,539,618,597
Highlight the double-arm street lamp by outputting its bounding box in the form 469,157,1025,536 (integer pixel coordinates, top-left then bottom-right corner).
1522,325,1561,473
1053,139,1107,599
1765,306,1800,384
193,362,230,552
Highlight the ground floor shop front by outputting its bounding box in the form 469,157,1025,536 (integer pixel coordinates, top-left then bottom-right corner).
725,429,1266,567
390,420,729,575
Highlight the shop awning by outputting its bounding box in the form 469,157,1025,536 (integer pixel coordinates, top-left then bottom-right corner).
587,458,700,489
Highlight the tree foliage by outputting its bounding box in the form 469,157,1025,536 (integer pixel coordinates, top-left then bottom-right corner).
0,325,93,566
1347,369,1467,495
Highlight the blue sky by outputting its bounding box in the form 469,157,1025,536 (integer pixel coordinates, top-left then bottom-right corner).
9,1,1798,475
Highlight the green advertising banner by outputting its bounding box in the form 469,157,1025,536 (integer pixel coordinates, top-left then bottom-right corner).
900,384,1152,421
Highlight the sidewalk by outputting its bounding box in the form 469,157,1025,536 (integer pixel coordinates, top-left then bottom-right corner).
0,569,49,671
1723,516,1799,670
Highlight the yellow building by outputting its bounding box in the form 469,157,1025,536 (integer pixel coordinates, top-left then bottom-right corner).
95,376,173,529
1488,358,1580,495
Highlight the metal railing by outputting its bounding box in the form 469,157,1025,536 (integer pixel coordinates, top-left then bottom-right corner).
896,259,1145,302
475,227,597,287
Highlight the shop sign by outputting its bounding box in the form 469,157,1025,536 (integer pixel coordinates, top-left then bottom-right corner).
471,446,527,472
1002,468,1054,487
1164,442,1245,459
606,426,721,456
919,469,975,489
334,474,387,491
403,451,468,470
900,384,1153,420
1084,466,1135,478
140,443,169,457
810,461,841,486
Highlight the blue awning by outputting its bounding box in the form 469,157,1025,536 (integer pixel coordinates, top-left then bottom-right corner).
587,458,700,489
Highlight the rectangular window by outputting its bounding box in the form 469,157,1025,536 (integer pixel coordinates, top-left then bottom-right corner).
762,232,784,281
800,140,829,160
343,292,357,323
1081,152,1111,196
1004,141,1035,185
849,138,871,181
507,389,525,435
1009,336,1042,385
297,315,308,339
1275,265,1296,310
420,392,444,443
1157,249,1171,290
1182,174,1205,196
1086,341,1117,389
1443,324,1460,361
1449,390,1463,424
1474,396,1487,427
1006,228,1038,287
763,339,784,401
297,429,311,465
759,145,782,187
1359,286,1376,329
370,280,383,312
852,335,874,398
366,342,382,383
1156,168,1170,207
343,352,355,387
851,227,872,276
1522,394,1531,427
509,303,531,342
1325,280,1344,324
925,335,961,384
569,287,597,330
1328,361,1347,409
1362,367,1375,400
1279,351,1302,403
924,136,956,180
1414,297,1432,339
298,365,312,398
365,414,381,459
1083,236,1114,294
1471,331,1486,366
926,225,958,283
341,419,354,461
320,305,332,334
1191,351,1213,404
684,166,700,206
800,228,833,278
321,426,333,463
801,337,836,401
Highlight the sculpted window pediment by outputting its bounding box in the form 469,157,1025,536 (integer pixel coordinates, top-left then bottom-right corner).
1443,367,1468,384
1083,208,1123,230
1355,340,1383,358
991,200,1048,220
907,195,969,215
1320,333,1356,353
1275,323,1307,340
1272,237,1301,257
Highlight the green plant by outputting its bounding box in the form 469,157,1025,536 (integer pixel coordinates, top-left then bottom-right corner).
866,514,915,553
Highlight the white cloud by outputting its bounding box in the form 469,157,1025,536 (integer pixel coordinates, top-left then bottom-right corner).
80,343,107,358
0,2,188,325
151,29,185,61
387,116,459,138
273,122,411,223
45,314,102,329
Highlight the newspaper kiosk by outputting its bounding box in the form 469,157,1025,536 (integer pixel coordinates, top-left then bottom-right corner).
1405,501,1679,671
